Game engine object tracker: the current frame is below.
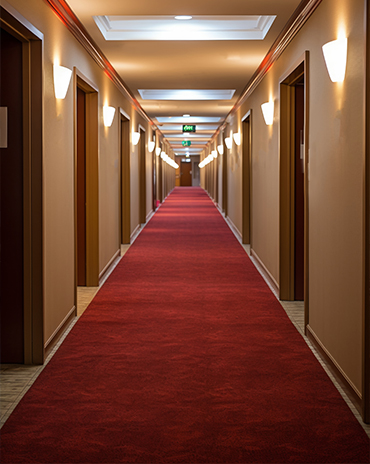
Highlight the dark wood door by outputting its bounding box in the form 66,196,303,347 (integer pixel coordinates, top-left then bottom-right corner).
139,128,146,223
121,117,130,244
153,150,157,210
294,83,305,301
0,28,24,363
77,86,86,286
180,161,192,186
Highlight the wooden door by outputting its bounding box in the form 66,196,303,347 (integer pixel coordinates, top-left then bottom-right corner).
180,160,192,186
76,86,86,286
0,28,24,363
139,128,146,223
294,83,305,300
242,116,251,244
121,116,130,243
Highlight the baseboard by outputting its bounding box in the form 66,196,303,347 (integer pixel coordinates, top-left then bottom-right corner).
44,305,76,358
306,325,363,415
225,216,242,243
146,209,155,223
99,249,121,285
130,223,141,243
250,249,279,297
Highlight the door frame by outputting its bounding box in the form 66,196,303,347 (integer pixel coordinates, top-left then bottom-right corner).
152,132,157,210
364,0,370,424
119,108,131,244
73,70,99,287
222,130,228,216
242,110,252,245
279,52,309,326
138,124,146,223
0,2,44,364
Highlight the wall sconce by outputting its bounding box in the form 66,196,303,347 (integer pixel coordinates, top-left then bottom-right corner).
212,150,218,159
53,64,72,99
217,144,224,155
156,147,161,156
132,131,140,145
233,132,241,146
148,140,155,152
225,137,232,149
103,105,116,127
261,101,274,126
160,151,166,159
322,37,348,82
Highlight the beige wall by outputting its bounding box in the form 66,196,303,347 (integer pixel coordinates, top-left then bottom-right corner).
4,0,175,349
202,0,366,394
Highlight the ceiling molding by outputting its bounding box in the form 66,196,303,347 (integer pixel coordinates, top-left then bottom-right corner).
44,0,157,129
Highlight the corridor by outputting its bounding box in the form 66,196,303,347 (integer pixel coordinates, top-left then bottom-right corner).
1,188,369,463
1,0,370,461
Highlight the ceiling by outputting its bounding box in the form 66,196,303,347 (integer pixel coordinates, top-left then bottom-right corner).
67,0,303,156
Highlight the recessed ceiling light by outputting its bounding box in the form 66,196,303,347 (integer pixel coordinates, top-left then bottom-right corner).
138,89,235,100
156,117,222,123
94,15,276,41
183,114,190,117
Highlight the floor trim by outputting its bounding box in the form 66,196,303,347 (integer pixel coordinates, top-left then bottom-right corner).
250,249,280,297
44,306,76,358
99,249,121,285
306,324,363,415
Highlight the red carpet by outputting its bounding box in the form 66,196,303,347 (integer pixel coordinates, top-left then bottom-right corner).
1,187,369,463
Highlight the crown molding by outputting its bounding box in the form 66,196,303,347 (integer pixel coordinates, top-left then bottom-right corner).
44,0,156,128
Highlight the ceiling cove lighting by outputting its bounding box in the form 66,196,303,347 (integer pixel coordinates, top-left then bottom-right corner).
132,131,140,145
148,140,155,152
217,144,224,155
322,37,348,82
225,136,232,149
261,101,274,126
94,15,276,41
233,132,241,146
138,89,235,101
103,105,116,127
156,117,222,123
53,64,72,99
156,147,162,156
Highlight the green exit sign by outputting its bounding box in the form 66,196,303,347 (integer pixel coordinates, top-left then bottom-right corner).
183,124,196,133
182,141,191,147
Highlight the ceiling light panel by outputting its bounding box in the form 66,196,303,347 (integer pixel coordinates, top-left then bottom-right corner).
156,117,222,123
138,89,235,100
165,133,211,138
159,124,219,131
94,15,276,41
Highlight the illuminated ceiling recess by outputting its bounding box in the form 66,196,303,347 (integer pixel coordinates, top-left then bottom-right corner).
94,15,276,41
138,89,235,101
90,12,279,156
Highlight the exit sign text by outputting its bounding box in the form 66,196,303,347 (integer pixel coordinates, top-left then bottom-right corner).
182,125,196,133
